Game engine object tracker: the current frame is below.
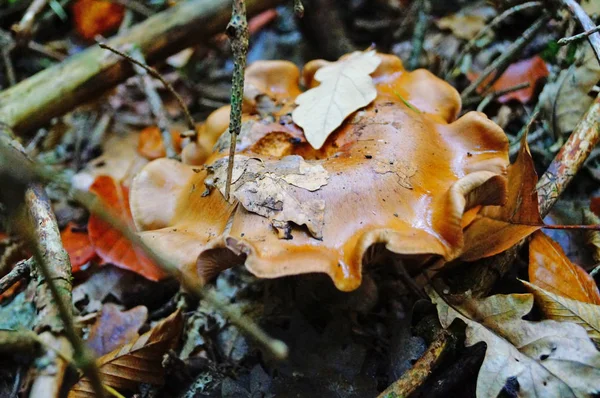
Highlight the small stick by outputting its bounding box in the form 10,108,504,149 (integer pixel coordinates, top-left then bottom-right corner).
130,46,177,159
12,0,50,42
27,41,65,61
0,257,32,295
377,330,450,398
461,15,548,100
560,0,600,64
558,24,600,46
224,0,249,200
98,41,196,132
445,1,542,79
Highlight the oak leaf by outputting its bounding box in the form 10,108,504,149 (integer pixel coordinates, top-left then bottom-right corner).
69,309,182,397
523,281,600,345
428,286,600,398
292,50,381,149
529,231,600,304
88,176,166,281
460,133,541,261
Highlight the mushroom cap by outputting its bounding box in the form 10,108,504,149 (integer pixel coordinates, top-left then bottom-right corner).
130,53,509,291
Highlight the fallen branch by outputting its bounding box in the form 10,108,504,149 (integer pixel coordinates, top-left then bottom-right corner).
0,0,281,133
561,0,600,63
0,257,32,295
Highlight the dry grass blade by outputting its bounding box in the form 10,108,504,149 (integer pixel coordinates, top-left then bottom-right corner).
68,310,183,397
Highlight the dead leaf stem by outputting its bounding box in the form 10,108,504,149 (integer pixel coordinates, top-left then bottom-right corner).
225,0,249,200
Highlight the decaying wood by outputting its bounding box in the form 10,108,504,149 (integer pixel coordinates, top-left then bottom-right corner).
0,0,281,134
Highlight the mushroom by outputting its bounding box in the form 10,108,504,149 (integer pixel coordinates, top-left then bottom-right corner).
130,53,509,292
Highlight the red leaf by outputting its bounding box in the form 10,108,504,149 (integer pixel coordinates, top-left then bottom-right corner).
72,0,125,40
88,176,166,281
61,222,97,272
468,56,549,103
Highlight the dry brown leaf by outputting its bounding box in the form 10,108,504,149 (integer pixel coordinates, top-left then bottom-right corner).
292,50,381,149
529,231,600,305
540,42,600,136
68,309,182,397
522,280,600,345
207,154,329,239
428,286,600,398
584,209,600,263
435,4,496,40
460,133,541,261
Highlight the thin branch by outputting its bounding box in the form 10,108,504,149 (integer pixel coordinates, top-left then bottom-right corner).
98,41,196,132
445,1,542,79
130,46,177,159
12,0,50,42
460,15,548,100
560,0,600,64
0,257,32,295
225,0,249,200
558,24,600,46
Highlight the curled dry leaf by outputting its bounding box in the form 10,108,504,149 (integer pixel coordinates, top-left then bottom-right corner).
523,280,600,345
460,133,541,261
130,53,509,291
88,176,166,281
428,286,600,398
529,231,600,304
292,50,381,149
61,222,97,272
69,309,182,397
86,303,148,356
72,0,125,40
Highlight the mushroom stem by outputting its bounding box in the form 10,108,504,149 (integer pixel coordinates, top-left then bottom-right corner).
225,0,249,200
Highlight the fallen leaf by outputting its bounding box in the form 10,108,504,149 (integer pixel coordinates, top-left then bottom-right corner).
69,309,182,397
88,175,166,281
540,42,600,136
72,0,125,41
435,4,496,40
207,154,329,239
130,54,509,291
582,0,600,16
137,126,183,160
292,50,381,149
529,231,600,304
523,280,600,345
61,223,97,272
584,209,600,263
428,286,600,398
86,303,148,357
490,56,549,103
460,133,541,261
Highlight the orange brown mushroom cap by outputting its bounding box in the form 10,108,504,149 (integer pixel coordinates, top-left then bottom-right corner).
130,53,509,292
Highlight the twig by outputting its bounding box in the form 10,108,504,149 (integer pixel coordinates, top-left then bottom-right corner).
0,257,32,295
445,1,542,79
12,0,50,42
538,93,600,216
16,185,105,398
558,24,600,46
560,0,600,64
130,46,177,159
469,82,531,110
0,0,282,133
0,132,289,360
98,41,196,132
377,330,450,398
408,0,428,71
27,41,66,61
460,15,548,100
224,0,249,201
